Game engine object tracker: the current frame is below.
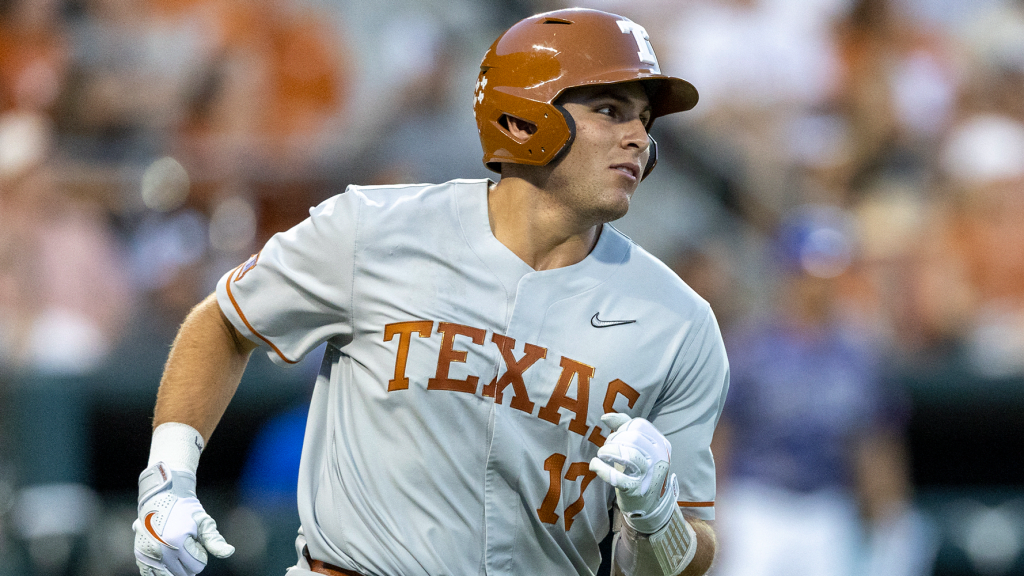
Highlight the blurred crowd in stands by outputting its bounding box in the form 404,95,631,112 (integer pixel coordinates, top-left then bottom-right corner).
2,0,1024,574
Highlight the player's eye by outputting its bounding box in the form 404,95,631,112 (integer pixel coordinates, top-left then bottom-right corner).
595,105,616,117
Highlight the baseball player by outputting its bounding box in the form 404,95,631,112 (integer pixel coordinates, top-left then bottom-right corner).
132,8,729,576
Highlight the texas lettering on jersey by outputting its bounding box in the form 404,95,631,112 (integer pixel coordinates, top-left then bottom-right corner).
383,319,641,450
384,317,642,532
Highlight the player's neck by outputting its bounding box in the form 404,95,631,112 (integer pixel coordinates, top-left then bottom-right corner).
488,177,601,271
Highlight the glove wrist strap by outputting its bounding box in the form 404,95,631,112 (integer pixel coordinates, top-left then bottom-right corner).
138,463,173,503
148,422,204,474
621,473,679,534
138,463,198,505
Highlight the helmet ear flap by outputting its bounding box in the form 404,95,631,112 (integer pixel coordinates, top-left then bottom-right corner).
641,135,658,180
548,103,577,166
479,89,573,169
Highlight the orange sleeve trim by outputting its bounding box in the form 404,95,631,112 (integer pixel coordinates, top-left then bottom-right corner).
224,264,300,365
678,501,714,508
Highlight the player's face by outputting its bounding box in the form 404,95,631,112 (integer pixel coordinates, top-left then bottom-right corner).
546,83,652,224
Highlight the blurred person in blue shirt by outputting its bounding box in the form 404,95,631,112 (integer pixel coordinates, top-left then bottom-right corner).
710,206,937,576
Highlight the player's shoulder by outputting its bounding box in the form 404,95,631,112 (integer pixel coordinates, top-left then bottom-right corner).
305,178,489,230
604,225,712,318
339,178,489,211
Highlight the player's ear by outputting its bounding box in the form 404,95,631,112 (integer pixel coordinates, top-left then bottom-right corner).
500,114,537,142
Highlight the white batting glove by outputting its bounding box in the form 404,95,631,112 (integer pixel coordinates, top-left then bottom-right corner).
133,462,234,576
590,413,679,534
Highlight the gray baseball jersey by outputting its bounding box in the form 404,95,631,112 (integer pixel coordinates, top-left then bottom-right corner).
215,178,730,576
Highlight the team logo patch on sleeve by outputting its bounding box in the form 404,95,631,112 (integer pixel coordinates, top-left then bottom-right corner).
235,252,260,281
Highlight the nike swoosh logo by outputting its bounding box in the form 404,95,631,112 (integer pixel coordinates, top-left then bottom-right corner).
145,511,179,550
591,313,636,328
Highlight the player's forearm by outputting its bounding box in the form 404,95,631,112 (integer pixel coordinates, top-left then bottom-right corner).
153,293,257,442
679,519,715,576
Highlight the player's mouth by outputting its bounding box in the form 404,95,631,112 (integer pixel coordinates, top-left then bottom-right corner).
610,162,640,181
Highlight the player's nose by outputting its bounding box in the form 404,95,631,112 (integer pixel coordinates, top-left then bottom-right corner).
622,117,650,153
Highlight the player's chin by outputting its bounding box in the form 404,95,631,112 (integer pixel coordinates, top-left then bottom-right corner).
592,196,632,223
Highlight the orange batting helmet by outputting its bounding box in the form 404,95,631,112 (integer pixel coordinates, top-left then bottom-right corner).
474,8,698,180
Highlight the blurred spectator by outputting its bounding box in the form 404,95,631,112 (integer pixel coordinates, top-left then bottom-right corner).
0,0,70,115
708,207,938,576
0,131,131,371
936,113,1024,377
57,0,210,158
658,0,851,218
831,0,958,175
848,172,965,362
172,0,352,174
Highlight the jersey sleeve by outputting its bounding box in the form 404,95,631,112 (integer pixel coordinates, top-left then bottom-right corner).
215,191,359,366
649,306,730,520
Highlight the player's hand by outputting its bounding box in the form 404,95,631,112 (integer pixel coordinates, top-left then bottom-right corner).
133,462,234,576
589,413,679,534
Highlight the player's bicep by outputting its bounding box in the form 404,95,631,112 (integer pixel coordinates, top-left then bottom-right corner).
216,297,259,355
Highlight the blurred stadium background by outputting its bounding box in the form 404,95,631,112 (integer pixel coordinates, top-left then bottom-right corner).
1,0,1023,574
